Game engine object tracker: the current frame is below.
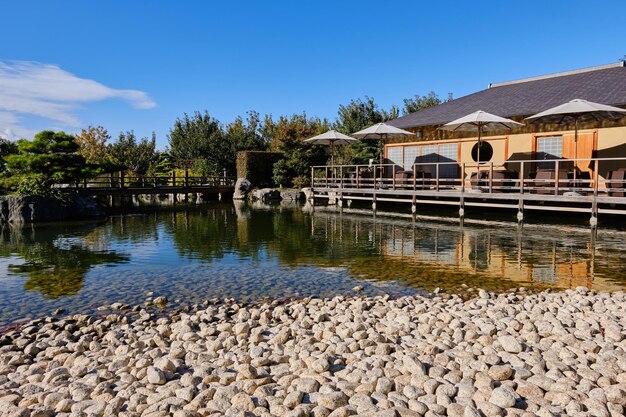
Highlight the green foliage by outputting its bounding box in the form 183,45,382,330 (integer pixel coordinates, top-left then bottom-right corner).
292,175,309,189
75,125,110,164
402,92,453,115
15,173,64,199
5,130,87,183
167,111,226,176
264,113,329,187
334,97,397,164
0,138,18,174
225,111,268,153
106,130,158,174
236,151,283,187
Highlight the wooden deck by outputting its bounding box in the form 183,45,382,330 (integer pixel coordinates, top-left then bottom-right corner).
311,157,626,221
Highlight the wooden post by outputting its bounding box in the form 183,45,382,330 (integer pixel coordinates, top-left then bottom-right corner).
340,166,344,189
373,164,377,190
554,160,560,195
119,171,125,189
461,163,466,193
593,159,599,197
489,162,493,193
311,166,314,191
110,172,115,188
184,168,189,188
436,163,440,192
413,164,417,192
392,164,396,190
172,171,176,187
357,166,360,189
519,161,525,194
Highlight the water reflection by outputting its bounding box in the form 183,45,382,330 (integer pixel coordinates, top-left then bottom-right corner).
306,209,626,292
1,204,625,323
0,224,129,298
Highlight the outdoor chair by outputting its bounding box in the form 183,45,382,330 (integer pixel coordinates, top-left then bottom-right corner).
608,168,626,197
532,168,569,194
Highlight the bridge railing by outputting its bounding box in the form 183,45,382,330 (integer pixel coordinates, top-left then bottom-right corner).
67,172,236,189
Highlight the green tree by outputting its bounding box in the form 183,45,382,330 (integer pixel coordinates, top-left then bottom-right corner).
106,130,158,175
263,113,329,186
168,111,226,176
402,91,452,115
75,125,110,164
0,138,18,174
5,130,86,181
334,96,396,164
225,111,268,152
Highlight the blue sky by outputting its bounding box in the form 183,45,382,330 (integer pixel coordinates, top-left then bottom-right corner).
1,0,625,148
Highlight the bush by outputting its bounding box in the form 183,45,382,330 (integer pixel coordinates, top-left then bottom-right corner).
292,175,309,189
15,174,65,200
236,151,283,187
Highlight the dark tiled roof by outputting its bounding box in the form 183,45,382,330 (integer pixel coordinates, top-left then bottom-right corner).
388,63,626,129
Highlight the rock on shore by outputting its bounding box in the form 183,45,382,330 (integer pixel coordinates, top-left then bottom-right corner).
0,195,106,224
0,287,625,417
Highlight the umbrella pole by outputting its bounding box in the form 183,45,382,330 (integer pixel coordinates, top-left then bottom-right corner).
573,117,578,187
476,125,482,189
379,134,385,184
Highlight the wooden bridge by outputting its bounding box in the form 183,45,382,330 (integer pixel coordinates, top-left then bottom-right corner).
66,172,236,197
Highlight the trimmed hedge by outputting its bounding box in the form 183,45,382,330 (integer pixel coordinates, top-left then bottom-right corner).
236,151,283,187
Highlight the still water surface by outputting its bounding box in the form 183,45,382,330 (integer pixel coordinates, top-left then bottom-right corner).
1,202,626,325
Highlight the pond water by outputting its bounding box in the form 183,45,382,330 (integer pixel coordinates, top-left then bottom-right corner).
1,201,626,325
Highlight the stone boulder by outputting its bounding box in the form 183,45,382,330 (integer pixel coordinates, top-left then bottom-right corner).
233,178,253,200
250,188,281,202
280,190,304,201
301,187,314,201
0,194,107,224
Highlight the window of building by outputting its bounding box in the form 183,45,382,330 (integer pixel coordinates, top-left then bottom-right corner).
536,136,562,168
403,146,419,170
387,143,459,178
387,147,402,167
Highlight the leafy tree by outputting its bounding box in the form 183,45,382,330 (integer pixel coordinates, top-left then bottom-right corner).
334,96,396,164
75,125,110,164
225,111,268,153
106,130,158,175
402,92,453,115
168,111,226,176
0,137,18,174
5,130,87,182
263,113,329,186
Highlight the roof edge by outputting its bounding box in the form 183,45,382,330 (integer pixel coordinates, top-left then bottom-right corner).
488,61,626,89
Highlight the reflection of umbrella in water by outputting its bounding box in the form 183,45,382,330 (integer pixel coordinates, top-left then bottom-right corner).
304,130,359,168
352,123,414,169
439,111,523,186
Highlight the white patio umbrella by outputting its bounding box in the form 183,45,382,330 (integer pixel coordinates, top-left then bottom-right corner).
351,123,414,168
525,99,626,161
304,130,359,168
439,110,523,187
440,110,523,163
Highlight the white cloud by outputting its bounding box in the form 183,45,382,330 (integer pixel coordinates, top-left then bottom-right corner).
0,60,156,139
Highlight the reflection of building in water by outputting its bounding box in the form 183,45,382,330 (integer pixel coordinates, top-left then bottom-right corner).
311,211,625,291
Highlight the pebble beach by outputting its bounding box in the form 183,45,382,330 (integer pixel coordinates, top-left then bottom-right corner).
0,287,625,417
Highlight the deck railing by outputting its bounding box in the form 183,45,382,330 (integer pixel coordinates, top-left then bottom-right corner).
311,157,626,197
